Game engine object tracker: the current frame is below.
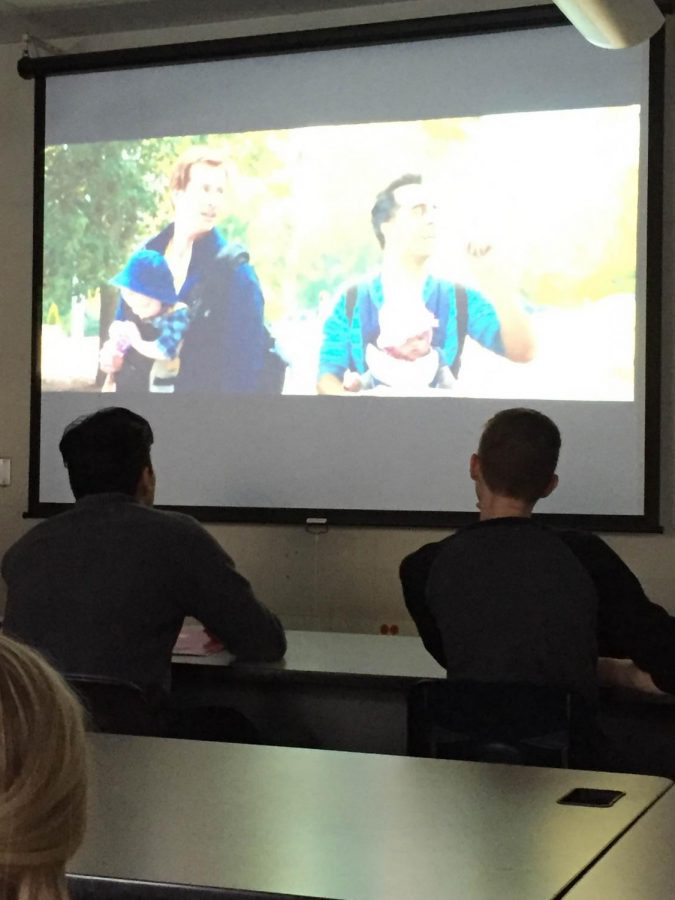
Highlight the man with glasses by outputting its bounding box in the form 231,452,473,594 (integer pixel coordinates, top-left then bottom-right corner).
317,173,535,395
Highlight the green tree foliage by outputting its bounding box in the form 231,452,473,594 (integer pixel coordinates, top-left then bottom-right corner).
43,139,184,318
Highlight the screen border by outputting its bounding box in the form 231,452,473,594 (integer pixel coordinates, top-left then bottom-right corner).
21,6,666,533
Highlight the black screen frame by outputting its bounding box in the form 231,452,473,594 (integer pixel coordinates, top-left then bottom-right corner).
20,5,666,533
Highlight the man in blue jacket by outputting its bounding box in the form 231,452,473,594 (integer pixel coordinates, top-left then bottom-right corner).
107,147,271,393
317,173,536,394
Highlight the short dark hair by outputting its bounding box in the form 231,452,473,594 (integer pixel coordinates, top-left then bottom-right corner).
371,173,422,249
58,408,153,499
477,408,561,503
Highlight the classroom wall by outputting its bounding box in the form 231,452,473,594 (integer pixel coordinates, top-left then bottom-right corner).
1,0,674,633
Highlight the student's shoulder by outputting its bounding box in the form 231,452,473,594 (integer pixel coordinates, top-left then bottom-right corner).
131,504,207,537
554,526,612,557
400,534,455,575
1,509,80,571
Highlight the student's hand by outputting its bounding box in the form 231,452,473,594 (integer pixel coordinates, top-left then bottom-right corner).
597,658,668,696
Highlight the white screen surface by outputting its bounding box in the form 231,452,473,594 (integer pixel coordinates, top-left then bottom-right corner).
35,21,656,522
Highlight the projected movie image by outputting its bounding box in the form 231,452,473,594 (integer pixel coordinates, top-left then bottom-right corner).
42,106,639,400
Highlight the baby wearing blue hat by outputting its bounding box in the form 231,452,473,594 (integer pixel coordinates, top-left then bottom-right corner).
100,249,190,393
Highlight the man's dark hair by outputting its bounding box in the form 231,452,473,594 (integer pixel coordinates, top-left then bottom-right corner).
58,408,154,499
371,173,422,249
477,408,561,503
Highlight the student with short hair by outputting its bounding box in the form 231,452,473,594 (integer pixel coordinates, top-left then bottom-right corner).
402,408,600,702
401,407,675,697
1,407,286,695
0,634,87,900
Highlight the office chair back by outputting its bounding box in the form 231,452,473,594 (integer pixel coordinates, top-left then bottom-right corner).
407,679,575,768
65,673,163,737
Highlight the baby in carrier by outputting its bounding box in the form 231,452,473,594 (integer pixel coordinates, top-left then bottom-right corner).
100,249,190,393
343,301,454,393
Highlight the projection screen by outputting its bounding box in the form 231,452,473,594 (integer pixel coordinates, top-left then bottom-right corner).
21,8,664,529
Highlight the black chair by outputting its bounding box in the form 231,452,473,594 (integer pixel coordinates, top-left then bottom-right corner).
407,679,577,768
66,673,164,737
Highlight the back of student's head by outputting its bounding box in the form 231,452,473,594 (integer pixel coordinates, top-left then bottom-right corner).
477,408,561,503
0,636,87,900
59,407,154,499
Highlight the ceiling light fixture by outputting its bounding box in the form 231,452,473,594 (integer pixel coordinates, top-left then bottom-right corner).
553,0,664,48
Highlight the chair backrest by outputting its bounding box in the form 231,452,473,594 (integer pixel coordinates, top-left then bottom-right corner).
65,673,163,737
407,679,576,768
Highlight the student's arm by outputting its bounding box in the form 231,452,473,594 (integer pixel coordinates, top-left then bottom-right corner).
400,542,447,668
597,658,667,695
562,530,675,694
184,522,286,662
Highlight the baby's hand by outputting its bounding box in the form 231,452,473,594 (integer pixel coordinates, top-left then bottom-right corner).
108,319,139,351
99,339,125,374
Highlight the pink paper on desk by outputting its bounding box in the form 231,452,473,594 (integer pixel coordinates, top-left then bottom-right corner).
173,626,224,656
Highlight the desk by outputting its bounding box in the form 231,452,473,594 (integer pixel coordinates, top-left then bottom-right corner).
69,734,671,900
565,783,675,899
172,630,444,754
173,630,444,685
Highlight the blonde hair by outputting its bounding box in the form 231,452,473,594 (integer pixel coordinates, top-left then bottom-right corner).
0,637,87,900
169,146,228,194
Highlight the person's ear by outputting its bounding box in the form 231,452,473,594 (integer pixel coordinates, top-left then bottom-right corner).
540,473,559,499
470,453,480,482
136,465,155,506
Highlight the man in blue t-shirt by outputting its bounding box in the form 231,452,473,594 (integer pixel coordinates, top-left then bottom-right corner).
317,173,535,395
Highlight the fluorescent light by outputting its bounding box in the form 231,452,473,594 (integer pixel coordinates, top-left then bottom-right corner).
554,0,664,48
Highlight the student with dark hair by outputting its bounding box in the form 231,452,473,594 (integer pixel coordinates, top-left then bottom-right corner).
317,174,535,394
58,406,154,498
401,408,675,701
2,408,286,699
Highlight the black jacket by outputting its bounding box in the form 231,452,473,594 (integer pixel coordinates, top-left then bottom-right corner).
401,517,675,695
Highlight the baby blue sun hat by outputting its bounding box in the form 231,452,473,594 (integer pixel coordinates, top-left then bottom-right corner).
111,249,177,306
